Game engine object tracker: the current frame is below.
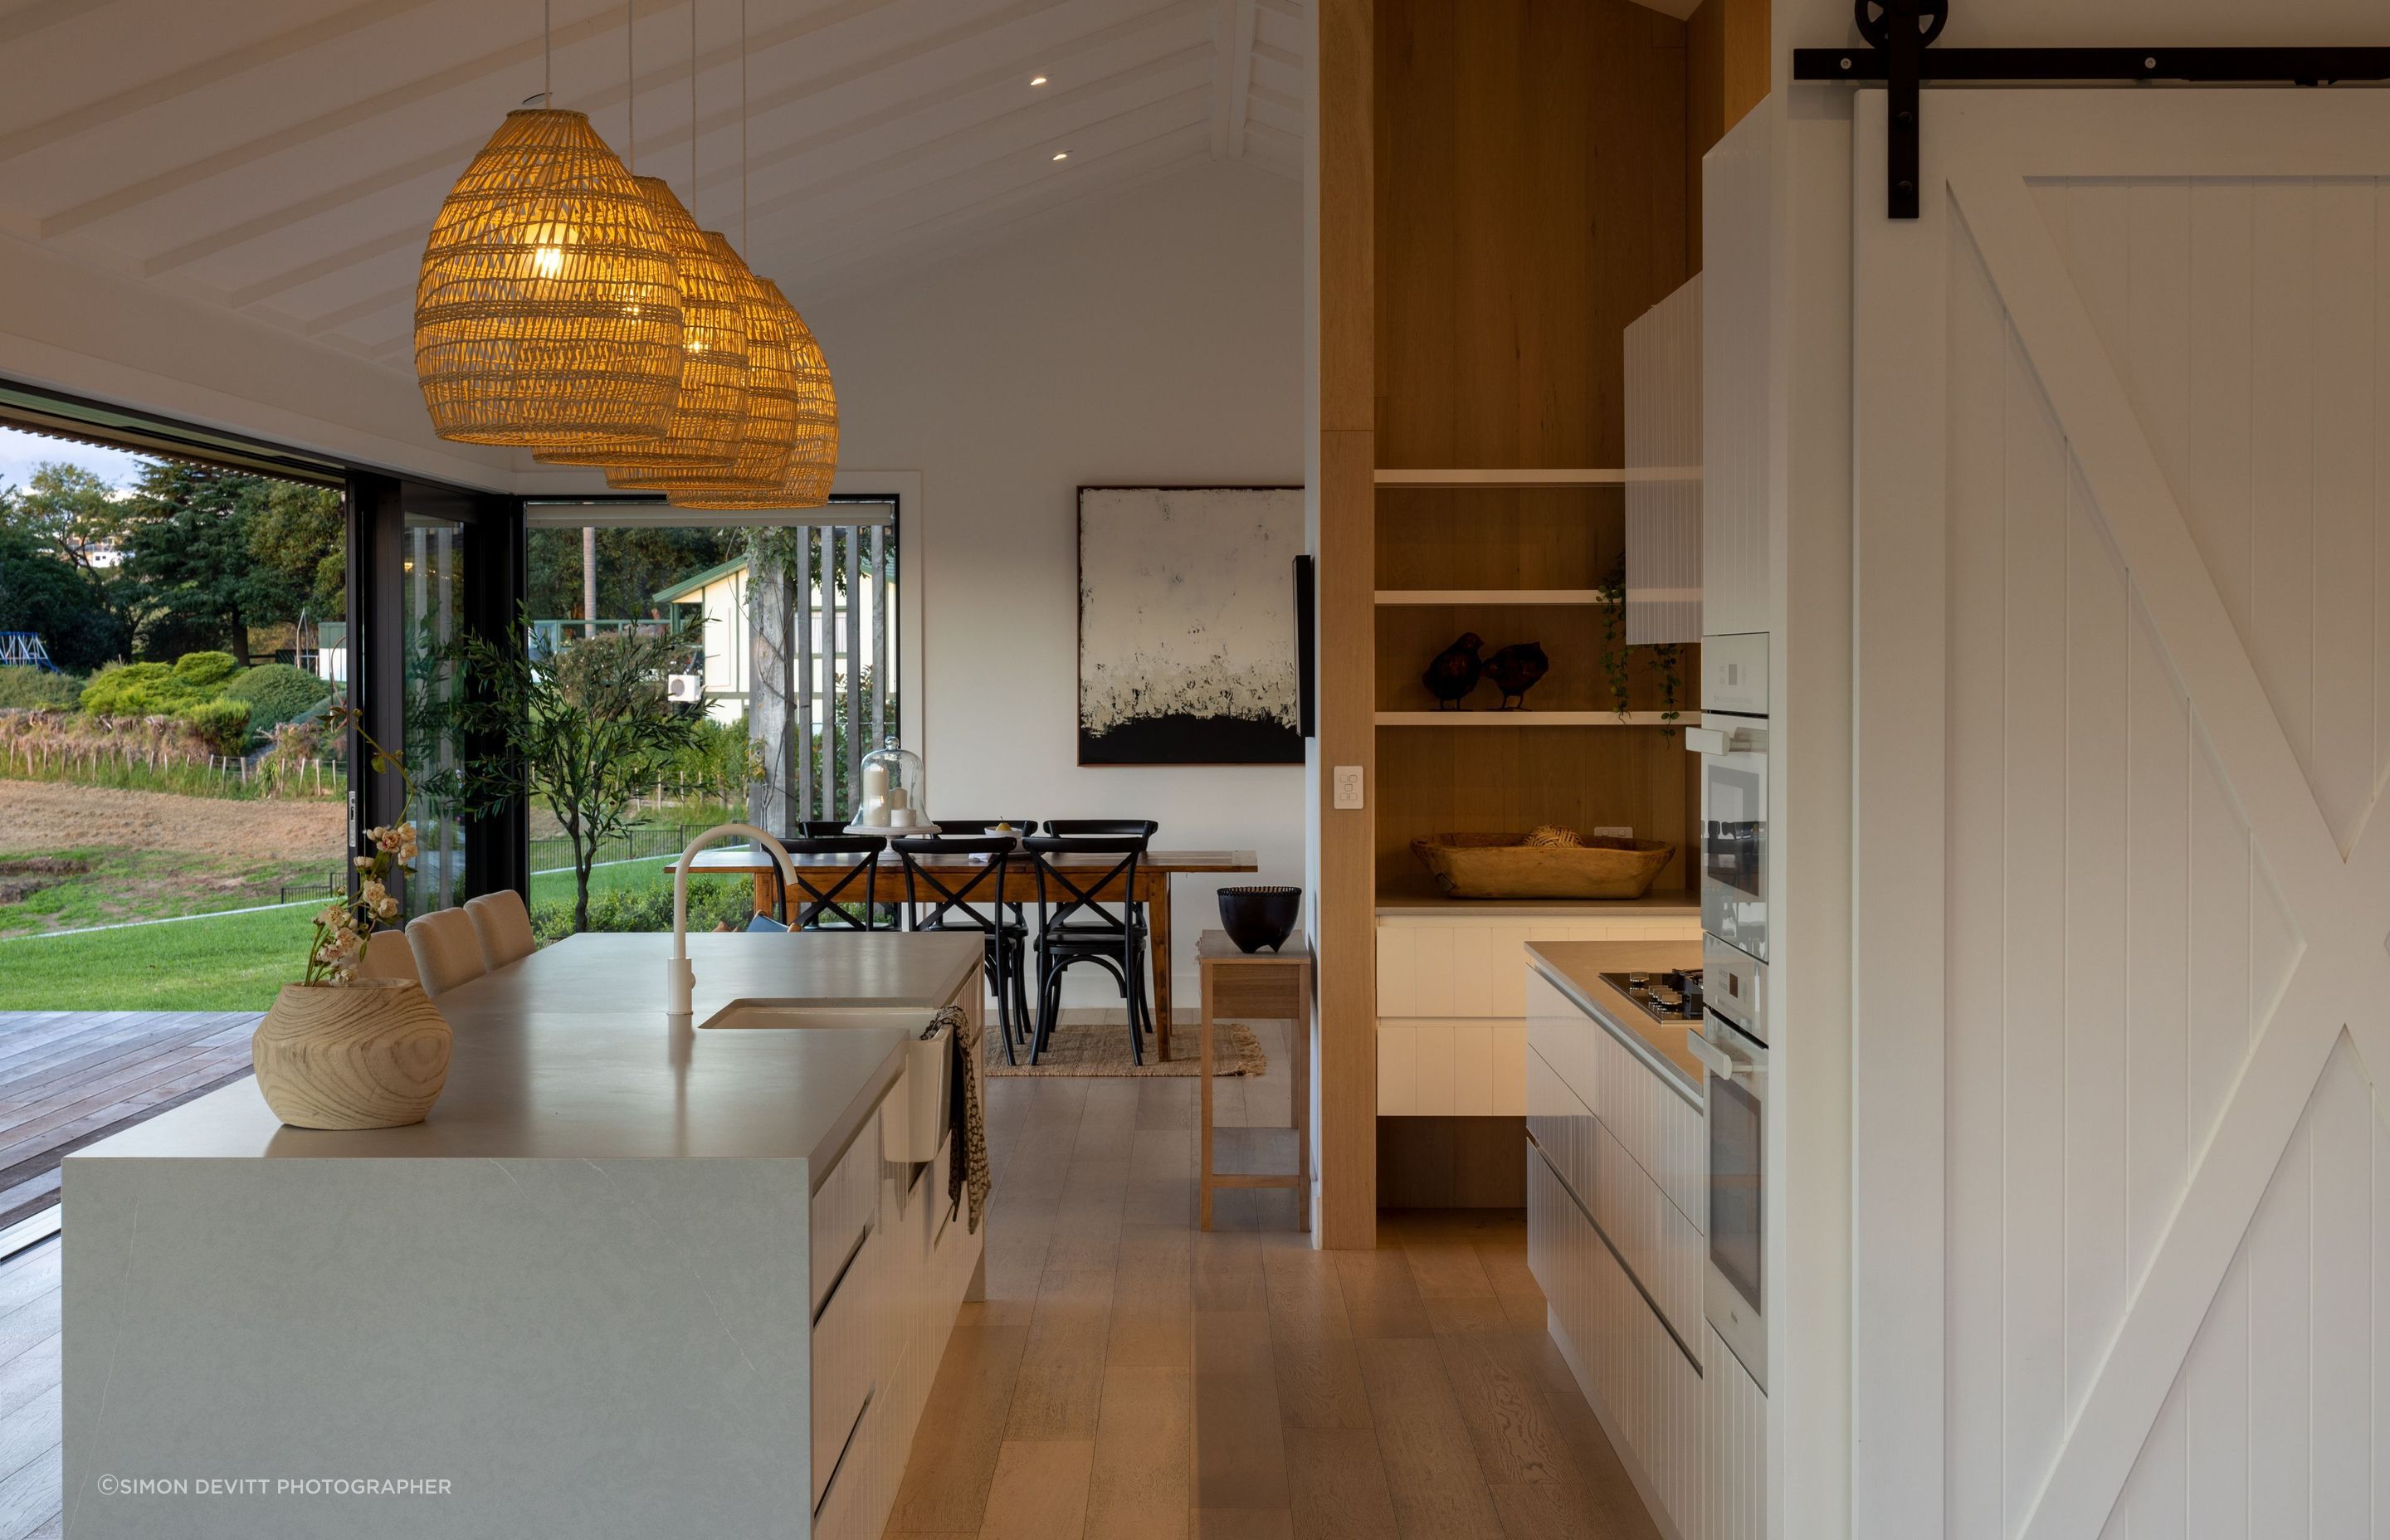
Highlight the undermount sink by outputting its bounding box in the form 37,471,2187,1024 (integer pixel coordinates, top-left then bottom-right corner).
697,1001,935,1031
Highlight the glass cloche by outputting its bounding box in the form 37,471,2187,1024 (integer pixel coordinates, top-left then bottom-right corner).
847,736,939,835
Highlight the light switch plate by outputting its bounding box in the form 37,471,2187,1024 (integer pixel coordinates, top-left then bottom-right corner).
1593,825,1634,840
1333,765,1364,810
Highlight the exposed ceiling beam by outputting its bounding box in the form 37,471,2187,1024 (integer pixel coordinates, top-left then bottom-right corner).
0,0,449,166
0,0,134,49
1207,0,1235,158
1253,0,1301,21
739,46,1212,229
305,279,415,339
230,223,427,310
675,0,1206,209
40,0,905,240
1252,37,1300,71
1225,0,1256,161
765,89,1210,270
782,121,1213,297
139,0,1197,281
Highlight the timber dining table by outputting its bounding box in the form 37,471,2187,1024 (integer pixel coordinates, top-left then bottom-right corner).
673,842,1261,1059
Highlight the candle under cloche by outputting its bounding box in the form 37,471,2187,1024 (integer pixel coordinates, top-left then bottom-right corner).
848,736,939,835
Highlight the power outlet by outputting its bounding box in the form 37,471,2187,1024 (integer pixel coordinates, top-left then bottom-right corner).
1593,825,1634,840
1333,765,1365,810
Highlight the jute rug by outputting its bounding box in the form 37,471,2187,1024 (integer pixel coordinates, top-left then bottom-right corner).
985,1020,1267,1078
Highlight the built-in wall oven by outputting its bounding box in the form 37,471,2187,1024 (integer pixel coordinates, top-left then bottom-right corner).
1690,933,1766,1391
1688,633,1768,963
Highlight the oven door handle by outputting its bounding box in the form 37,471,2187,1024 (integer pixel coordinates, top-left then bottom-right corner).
1688,1031,1734,1079
1685,726,1734,755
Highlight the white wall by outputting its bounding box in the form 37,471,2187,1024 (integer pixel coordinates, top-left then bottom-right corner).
802,160,1307,1001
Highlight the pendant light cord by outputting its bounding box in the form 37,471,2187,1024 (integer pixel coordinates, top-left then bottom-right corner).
625,0,635,168
690,0,700,221
739,0,748,250
543,0,551,107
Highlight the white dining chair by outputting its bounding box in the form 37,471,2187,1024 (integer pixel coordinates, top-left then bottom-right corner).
356,928,420,984
406,908,486,999
466,890,537,971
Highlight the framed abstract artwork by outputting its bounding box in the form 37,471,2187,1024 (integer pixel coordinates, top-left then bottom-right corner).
1076,485,1305,766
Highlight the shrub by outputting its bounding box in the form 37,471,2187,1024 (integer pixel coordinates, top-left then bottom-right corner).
222,662,333,733
80,661,179,716
178,698,254,755
0,667,84,710
170,651,241,692
529,874,754,943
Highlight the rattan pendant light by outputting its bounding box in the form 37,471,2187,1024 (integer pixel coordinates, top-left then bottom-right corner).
534,178,748,468
663,281,837,509
621,0,837,509
607,235,800,498
413,5,682,446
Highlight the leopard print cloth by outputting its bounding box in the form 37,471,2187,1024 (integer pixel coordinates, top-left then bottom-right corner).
943,1006,992,1233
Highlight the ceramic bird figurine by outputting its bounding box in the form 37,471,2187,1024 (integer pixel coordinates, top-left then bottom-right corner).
1422,632,1485,709
1485,642,1550,709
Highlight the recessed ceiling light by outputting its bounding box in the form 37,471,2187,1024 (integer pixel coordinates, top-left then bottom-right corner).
1051,151,1069,162
1030,75,1048,86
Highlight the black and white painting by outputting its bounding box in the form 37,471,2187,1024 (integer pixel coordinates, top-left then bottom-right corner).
1078,485,1305,766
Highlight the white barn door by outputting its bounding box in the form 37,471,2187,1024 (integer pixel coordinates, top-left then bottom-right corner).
1851,90,2390,1540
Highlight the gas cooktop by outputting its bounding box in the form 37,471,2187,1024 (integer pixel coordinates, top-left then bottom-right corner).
1598,969,1704,1025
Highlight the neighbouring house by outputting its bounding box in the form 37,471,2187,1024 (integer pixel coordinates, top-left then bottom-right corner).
309,620,346,685
651,557,752,724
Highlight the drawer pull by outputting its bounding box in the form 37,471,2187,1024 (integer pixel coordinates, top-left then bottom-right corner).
812,1221,871,1327
1534,1144,1702,1376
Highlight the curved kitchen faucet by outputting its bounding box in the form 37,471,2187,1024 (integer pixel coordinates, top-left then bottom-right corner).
669,822,801,1019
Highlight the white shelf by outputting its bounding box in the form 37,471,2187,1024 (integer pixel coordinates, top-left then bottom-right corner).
1376,711,1678,727
1375,468,1627,488
1376,588,1604,606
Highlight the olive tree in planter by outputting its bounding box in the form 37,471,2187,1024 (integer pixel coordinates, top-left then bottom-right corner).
436,611,704,933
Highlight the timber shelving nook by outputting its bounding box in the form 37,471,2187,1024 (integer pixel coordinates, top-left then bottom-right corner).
1314,0,1763,1230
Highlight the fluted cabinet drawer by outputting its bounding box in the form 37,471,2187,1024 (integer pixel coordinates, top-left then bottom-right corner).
811,1107,880,1313
810,1224,880,1509
1378,1020,1525,1115
1703,1323,1767,1540
1592,1118,1704,1355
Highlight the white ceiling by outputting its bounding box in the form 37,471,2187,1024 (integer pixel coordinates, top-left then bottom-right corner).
0,0,1305,373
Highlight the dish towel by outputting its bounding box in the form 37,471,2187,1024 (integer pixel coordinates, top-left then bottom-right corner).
944,1006,991,1233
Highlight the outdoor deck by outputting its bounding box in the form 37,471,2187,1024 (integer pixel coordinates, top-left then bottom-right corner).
0,1011,260,1230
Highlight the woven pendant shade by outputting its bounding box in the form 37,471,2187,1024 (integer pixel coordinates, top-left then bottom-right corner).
414,110,684,446
606,235,797,495
666,299,837,509
534,178,749,469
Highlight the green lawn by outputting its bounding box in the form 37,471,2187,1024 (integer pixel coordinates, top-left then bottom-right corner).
0,856,690,1012
0,901,315,1011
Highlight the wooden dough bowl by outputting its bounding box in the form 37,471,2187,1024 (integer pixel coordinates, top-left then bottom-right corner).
251,980,453,1129
1412,832,1675,900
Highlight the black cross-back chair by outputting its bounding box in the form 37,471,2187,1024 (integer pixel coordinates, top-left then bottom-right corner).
895,836,1030,1062
1042,819,1159,838
782,834,886,930
1022,834,1151,1066
935,818,1041,839
787,820,856,839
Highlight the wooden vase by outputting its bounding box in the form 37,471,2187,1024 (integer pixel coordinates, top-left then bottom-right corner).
251,980,452,1130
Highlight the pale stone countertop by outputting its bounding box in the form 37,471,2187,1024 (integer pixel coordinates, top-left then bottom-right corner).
1526,938,1707,1099
69,930,981,1168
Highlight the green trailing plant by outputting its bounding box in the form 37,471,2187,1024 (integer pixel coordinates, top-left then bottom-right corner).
1597,553,1631,717
432,608,705,933
1651,642,1683,736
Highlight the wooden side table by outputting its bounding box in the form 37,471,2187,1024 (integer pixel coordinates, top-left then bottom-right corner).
1197,929,1313,1231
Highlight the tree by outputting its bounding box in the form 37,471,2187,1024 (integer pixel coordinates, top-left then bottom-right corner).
0,525,125,671
435,612,704,933
122,463,309,663
243,480,345,621
524,524,742,623
0,462,140,659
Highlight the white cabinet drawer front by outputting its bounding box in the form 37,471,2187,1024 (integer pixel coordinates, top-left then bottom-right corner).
1592,1119,1704,1353
1382,1019,1529,1116
1586,1017,1704,1228
811,1109,880,1313
810,1225,880,1508
1525,970,1600,1115
809,1380,880,1540
1525,1045,1597,1208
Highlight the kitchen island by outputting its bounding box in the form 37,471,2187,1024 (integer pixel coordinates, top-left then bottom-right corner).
62,931,987,1540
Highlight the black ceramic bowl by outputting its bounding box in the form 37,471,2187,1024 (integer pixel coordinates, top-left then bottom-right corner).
1217,885,1301,953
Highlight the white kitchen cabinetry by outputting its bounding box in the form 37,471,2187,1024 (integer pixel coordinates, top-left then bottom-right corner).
810,994,986,1540
1525,962,1711,1539
1376,908,1698,1115
1701,1323,1766,1540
